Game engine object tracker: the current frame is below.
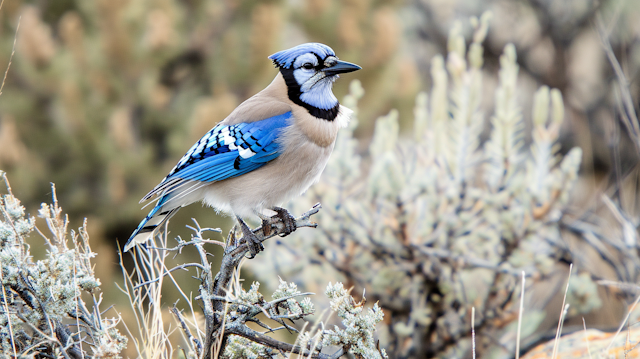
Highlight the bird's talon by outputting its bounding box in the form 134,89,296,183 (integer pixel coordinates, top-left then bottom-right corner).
245,236,263,258
237,216,264,258
272,207,297,236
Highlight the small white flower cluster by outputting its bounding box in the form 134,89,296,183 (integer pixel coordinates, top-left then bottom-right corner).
91,318,129,358
323,282,388,359
271,277,314,316
222,278,317,358
221,280,385,359
0,195,34,243
236,281,263,304
223,335,275,359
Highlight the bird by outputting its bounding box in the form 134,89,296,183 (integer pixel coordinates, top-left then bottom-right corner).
124,43,361,257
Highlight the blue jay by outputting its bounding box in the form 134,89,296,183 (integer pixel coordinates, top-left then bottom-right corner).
124,43,361,256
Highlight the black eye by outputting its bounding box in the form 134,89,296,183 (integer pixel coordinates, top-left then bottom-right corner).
302,63,314,70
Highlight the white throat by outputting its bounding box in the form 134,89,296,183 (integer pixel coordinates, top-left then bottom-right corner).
299,78,338,110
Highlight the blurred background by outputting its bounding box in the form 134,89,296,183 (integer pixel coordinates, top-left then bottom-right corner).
1,0,640,357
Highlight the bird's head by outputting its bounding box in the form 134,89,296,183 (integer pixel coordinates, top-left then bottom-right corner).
269,43,361,121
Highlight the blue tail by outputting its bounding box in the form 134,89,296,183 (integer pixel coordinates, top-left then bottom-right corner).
124,197,179,252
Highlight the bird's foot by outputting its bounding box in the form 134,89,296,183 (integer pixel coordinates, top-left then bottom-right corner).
237,217,263,259
261,218,273,237
272,207,297,236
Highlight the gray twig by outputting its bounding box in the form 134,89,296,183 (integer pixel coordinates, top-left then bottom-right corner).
224,321,344,359
171,304,203,356
185,204,323,359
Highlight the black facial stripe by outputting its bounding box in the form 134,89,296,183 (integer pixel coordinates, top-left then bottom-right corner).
296,53,324,71
312,53,324,70
279,67,339,121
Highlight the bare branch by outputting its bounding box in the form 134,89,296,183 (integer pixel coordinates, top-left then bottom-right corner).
200,204,322,359
224,322,343,359
171,305,203,356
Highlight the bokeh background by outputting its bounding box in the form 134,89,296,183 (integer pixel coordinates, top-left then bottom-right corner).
1,0,640,357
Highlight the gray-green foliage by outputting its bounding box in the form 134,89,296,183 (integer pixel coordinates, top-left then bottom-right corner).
224,336,276,359
0,172,126,357
252,13,590,358
219,279,386,359
117,199,386,359
322,282,387,359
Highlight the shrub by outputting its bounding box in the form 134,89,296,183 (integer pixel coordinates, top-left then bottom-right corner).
0,172,127,358
250,13,598,358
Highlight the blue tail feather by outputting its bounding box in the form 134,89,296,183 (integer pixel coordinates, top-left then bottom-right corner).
124,196,178,252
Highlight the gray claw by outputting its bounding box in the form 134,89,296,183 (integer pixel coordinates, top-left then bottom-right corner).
237,216,263,258
272,207,297,236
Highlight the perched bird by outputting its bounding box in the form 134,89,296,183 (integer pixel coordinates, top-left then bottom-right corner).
124,43,361,256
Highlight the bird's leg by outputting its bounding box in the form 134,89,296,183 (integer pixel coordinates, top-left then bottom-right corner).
255,212,274,237
236,216,263,259
227,223,236,247
271,207,297,236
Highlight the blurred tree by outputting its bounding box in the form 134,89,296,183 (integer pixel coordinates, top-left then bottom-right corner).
0,0,416,252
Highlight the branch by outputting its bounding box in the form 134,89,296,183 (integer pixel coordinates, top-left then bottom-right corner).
54,321,84,359
224,322,344,359
211,204,321,304
230,203,322,257
201,203,322,359
264,292,315,310
171,305,202,356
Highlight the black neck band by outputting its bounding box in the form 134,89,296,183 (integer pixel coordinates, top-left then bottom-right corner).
279,68,339,121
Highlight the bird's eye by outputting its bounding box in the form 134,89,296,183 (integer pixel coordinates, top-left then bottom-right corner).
302,63,314,70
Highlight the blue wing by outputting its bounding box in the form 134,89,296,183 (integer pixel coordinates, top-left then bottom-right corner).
142,111,292,201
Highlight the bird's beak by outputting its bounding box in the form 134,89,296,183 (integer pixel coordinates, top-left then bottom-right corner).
323,60,361,76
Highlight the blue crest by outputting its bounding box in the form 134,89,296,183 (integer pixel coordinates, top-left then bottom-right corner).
269,43,336,69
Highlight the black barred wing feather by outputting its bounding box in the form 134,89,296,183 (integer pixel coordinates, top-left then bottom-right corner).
141,112,292,202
